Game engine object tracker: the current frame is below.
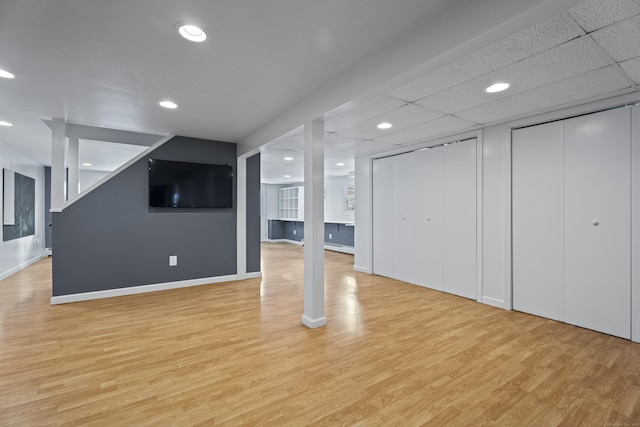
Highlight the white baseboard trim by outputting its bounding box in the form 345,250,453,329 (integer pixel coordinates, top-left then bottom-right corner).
50,274,239,305
301,314,327,329
482,296,505,309
353,265,372,274
265,239,354,254
246,271,262,279
0,253,47,281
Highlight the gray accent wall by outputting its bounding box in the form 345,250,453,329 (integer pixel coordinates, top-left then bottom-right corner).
44,166,52,248
52,136,239,296
246,153,260,273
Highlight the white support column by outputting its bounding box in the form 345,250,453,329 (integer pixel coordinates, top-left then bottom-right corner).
68,135,79,198
301,118,326,329
236,155,247,280
50,118,67,211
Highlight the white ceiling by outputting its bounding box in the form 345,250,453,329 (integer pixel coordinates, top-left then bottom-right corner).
0,0,639,184
261,0,640,183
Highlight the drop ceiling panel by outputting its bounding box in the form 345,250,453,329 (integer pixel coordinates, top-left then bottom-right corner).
373,115,476,145
591,14,640,62
417,37,610,114
337,103,444,140
620,57,640,84
456,66,632,123
388,13,582,102
569,0,640,32
324,95,406,132
353,140,401,156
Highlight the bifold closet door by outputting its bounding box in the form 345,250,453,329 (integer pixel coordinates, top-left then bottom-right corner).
443,139,477,299
413,146,444,290
393,152,416,284
512,122,565,321
564,108,631,339
372,156,394,278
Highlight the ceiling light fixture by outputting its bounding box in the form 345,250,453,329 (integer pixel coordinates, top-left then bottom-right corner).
177,24,207,42
284,174,291,178
159,100,178,109
284,156,294,161
486,82,510,93
82,162,92,166
336,162,345,166
0,121,13,127
0,69,15,79
377,122,393,130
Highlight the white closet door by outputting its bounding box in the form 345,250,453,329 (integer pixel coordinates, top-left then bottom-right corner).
512,122,565,321
564,107,631,339
413,147,444,290
372,156,394,278
393,152,416,284
443,139,477,299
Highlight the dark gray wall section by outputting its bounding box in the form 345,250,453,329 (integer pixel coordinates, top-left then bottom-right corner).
268,220,354,247
52,136,238,296
268,220,284,239
44,166,52,248
246,153,260,273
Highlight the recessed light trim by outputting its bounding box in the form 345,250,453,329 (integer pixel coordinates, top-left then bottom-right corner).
0,69,15,79
377,122,393,130
0,121,13,127
178,24,207,42
82,162,92,167
283,156,294,161
336,162,345,166
284,174,291,178
159,100,178,109
486,82,510,93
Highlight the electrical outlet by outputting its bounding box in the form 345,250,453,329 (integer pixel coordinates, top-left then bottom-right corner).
329,233,332,240
169,255,178,266
293,229,296,235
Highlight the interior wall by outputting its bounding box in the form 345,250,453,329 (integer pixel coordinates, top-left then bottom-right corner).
0,141,46,280
52,136,239,296
354,156,371,273
325,175,355,224
481,125,510,308
79,170,109,192
246,153,260,273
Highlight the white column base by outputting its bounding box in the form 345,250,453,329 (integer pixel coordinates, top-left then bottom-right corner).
301,314,327,329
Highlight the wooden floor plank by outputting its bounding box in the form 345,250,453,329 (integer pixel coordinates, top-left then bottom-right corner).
1,242,639,425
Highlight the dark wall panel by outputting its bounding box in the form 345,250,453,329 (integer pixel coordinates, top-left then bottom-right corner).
52,136,238,296
246,153,260,273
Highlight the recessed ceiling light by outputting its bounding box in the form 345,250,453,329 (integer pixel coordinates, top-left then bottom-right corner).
159,100,178,109
284,174,291,178
0,69,15,79
336,162,345,166
284,156,294,161
177,24,207,42
82,162,92,166
0,121,13,127
486,82,510,93
377,122,393,130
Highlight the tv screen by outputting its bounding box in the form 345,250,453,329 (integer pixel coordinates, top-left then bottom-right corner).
148,159,233,208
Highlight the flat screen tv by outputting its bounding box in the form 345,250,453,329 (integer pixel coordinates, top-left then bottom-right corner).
148,159,233,208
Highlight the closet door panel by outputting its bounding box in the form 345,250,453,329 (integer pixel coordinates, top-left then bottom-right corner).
372,156,394,278
393,152,416,284
443,139,477,299
512,122,565,321
564,107,631,339
413,147,444,290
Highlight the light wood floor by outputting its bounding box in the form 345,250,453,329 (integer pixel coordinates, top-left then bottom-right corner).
1,243,639,426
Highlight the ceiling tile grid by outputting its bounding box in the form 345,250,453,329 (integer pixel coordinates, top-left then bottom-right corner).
324,95,406,132
620,56,640,83
372,115,476,145
335,103,444,140
590,14,640,62
569,0,640,32
387,13,582,102
456,65,632,124
416,36,610,114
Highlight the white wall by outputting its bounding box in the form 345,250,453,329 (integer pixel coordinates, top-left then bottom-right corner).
325,175,355,224
481,125,511,309
0,141,46,280
79,170,109,192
